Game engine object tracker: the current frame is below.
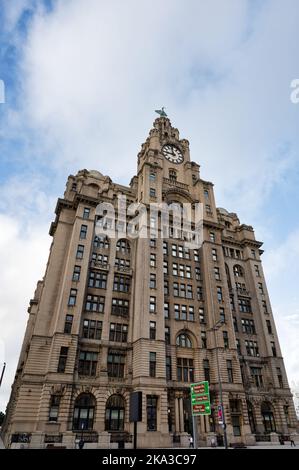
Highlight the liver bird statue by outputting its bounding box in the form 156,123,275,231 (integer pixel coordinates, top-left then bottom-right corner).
155,107,167,117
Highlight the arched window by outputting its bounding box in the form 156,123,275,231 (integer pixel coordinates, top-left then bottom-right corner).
94,236,110,250
73,393,96,430
261,401,276,433
176,333,192,348
233,265,244,277
116,239,131,255
105,394,125,431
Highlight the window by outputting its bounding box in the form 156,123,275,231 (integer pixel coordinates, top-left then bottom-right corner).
187,285,193,299
68,289,77,306
197,286,204,301
89,271,107,289
147,396,158,431
165,326,170,344
112,298,129,317
149,239,157,249
233,265,243,277
245,340,259,357
116,239,130,254
189,306,194,321
73,394,95,431
163,261,168,274
93,236,109,249
227,360,233,383
169,169,177,181
266,320,272,334
164,302,169,318
204,189,209,199
149,172,156,181
271,341,277,357
172,263,178,276
164,280,169,295
150,253,156,267
212,249,218,261
49,395,61,422
176,334,192,348
239,298,251,313
206,204,212,215
195,267,201,281
230,295,235,311
113,274,130,292
251,367,263,388
163,241,168,255
71,182,77,191
64,314,73,334
233,317,238,333
194,249,199,262
203,359,210,382
251,249,256,259
217,286,223,302
72,265,81,281
241,319,256,334
149,296,156,313
173,283,179,297
174,304,180,320
277,368,283,388
201,331,207,348
149,321,156,340
83,207,90,219
149,352,156,377
223,331,229,348
85,294,105,313
150,188,156,198
177,358,194,382
220,308,226,324
236,339,241,355
254,265,260,277
258,282,264,295
214,267,221,280
150,273,156,289
83,320,102,340
76,244,84,259
166,356,172,380
210,232,215,242
107,351,125,378
57,347,68,373
109,323,128,342
80,224,88,239
105,395,125,431
78,351,98,376
199,308,205,324
231,415,241,437
181,305,187,320
115,258,130,270
262,300,268,314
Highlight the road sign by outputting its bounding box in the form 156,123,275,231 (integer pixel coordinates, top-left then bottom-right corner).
190,381,211,416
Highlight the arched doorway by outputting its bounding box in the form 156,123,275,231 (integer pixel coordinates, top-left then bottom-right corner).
105,394,125,431
261,401,276,433
73,393,96,430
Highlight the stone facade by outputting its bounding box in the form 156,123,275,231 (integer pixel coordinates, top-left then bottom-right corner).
1,117,297,448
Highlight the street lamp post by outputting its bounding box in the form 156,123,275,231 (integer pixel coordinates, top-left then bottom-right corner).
0,362,6,388
209,320,228,449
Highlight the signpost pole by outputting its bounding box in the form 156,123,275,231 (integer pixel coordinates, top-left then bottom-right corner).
192,415,197,448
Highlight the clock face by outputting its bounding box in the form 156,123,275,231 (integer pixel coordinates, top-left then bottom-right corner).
162,144,184,164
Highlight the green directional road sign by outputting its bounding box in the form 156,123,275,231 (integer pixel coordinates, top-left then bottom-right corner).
190,381,211,416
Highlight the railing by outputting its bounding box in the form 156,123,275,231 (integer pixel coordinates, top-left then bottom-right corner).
255,434,271,442
163,177,189,191
90,261,110,270
75,432,98,443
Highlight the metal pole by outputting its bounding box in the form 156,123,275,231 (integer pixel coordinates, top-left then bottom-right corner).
192,415,197,448
0,362,6,388
133,421,137,449
213,328,228,449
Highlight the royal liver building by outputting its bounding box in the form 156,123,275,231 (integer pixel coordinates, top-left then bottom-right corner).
2,115,297,448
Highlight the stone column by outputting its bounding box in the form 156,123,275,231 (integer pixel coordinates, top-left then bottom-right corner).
175,398,180,432
179,398,184,433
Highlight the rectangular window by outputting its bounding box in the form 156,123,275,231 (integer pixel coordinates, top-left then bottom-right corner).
164,280,169,295
165,326,170,345
258,282,264,295
83,319,102,340
171,244,177,257
49,395,61,422
227,360,233,383
277,368,283,388
195,267,201,281
251,367,263,388
78,351,98,376
177,358,194,382
214,267,221,280
149,171,156,181
85,294,105,312
232,415,241,437
80,224,88,239
223,331,229,348
181,305,187,321
271,341,277,357
210,232,215,242
150,253,156,267
64,314,73,334
111,298,129,317
199,308,205,324
266,320,272,334
107,351,125,378
194,249,199,262
83,207,90,219
173,282,179,297
147,396,158,431
76,244,84,259
172,262,178,276
201,331,207,349
149,352,156,377
254,265,260,277
164,302,169,319
203,359,210,382
163,241,168,255
197,286,204,301
219,308,225,324
57,347,68,373
72,265,81,281
163,261,168,274
236,339,241,355
189,306,194,322
217,286,223,302
241,318,256,334
174,304,180,320
239,298,251,313
149,321,156,340
262,300,268,314
150,238,156,248
149,296,156,313
150,273,156,289
68,289,77,306
150,188,156,198
233,317,238,332
251,249,256,258
186,285,193,299
113,275,130,292
109,323,128,342
166,356,172,380
212,249,218,261
245,340,259,357
89,271,107,289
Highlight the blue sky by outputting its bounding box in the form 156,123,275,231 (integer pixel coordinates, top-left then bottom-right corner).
0,0,299,412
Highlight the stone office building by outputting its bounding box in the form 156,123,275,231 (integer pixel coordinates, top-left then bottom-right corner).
1,115,297,448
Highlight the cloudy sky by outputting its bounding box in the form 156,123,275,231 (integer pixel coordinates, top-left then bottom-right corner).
0,0,299,412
